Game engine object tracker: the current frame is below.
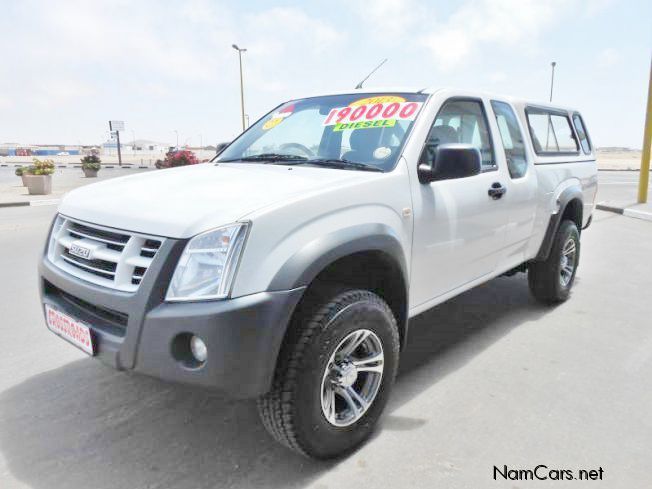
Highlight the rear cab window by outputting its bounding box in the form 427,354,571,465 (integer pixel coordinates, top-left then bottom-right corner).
525,107,579,155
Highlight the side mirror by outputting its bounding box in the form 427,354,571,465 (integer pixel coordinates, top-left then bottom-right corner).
418,143,482,184
215,142,230,155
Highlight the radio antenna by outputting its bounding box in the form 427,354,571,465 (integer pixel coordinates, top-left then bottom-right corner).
355,58,388,89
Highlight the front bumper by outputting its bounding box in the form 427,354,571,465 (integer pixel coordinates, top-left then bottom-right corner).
39,242,305,399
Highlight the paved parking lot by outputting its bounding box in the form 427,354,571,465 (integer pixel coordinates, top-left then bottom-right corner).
596,170,651,204
0,167,151,205
1,189,651,488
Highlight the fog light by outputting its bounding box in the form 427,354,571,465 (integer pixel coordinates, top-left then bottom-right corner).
190,335,207,363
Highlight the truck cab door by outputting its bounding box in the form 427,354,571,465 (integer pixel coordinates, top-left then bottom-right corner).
488,100,538,270
409,97,509,310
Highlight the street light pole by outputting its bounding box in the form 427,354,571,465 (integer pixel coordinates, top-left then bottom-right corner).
549,61,557,102
637,58,652,203
174,130,179,149
232,44,247,132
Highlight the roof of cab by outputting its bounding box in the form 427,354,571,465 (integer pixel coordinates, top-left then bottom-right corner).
292,86,581,114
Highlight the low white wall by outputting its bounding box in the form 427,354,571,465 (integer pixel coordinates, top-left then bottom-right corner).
0,150,219,166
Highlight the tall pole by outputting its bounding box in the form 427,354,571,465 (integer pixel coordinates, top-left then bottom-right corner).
238,50,245,131
109,121,123,166
549,61,556,102
637,58,652,203
232,44,247,132
116,130,122,166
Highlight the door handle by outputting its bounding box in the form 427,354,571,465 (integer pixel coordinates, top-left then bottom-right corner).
488,182,507,200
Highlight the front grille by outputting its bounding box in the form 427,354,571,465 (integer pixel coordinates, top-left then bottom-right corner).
49,216,164,292
68,221,130,247
140,239,161,258
62,248,118,279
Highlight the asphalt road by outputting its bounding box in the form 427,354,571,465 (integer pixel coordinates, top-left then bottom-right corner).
1,186,651,488
596,170,651,204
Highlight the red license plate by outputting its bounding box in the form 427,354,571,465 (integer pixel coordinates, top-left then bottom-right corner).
45,304,95,356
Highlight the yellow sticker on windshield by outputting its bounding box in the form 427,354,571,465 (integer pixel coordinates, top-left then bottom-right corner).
262,104,295,130
350,95,406,106
262,117,283,130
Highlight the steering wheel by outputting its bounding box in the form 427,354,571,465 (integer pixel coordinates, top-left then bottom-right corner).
279,143,315,158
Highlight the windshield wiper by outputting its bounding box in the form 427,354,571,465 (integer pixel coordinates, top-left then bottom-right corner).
303,158,383,172
219,153,308,163
219,154,382,172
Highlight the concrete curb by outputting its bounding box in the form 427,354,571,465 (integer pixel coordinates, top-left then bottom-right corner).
595,203,624,214
596,203,652,222
623,208,652,222
0,201,29,208
0,199,60,208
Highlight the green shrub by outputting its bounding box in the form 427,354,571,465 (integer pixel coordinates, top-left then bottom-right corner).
81,154,102,171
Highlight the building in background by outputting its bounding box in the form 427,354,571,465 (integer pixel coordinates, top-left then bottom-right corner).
0,143,81,156
101,138,170,156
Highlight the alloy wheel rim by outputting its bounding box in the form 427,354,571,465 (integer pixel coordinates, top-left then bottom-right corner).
559,237,577,287
320,329,384,427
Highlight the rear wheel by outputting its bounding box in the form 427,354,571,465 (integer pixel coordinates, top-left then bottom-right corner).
528,219,580,303
257,288,399,459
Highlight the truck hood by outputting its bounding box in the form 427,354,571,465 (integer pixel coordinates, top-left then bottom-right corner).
58,163,374,238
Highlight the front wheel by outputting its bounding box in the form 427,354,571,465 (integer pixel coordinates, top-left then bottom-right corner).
528,219,580,304
257,288,400,459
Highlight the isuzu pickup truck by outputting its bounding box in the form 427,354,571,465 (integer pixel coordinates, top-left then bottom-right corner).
39,88,597,458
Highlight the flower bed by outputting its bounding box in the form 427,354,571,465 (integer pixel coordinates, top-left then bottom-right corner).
155,150,200,169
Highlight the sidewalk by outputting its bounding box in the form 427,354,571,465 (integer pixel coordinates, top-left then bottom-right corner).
0,167,151,207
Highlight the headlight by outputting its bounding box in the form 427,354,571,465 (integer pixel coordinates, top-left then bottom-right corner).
165,223,249,301
47,214,65,262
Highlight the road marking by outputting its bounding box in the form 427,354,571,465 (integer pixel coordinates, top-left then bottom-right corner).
30,199,60,206
0,199,60,208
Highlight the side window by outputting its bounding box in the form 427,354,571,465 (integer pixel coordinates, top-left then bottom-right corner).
490,101,528,179
550,115,577,151
422,99,495,170
526,109,579,154
572,113,592,154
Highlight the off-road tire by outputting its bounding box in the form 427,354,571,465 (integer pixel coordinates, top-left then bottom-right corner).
528,219,580,304
257,288,400,459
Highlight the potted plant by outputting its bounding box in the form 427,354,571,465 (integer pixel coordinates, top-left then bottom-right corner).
15,166,29,187
23,158,55,195
81,154,102,177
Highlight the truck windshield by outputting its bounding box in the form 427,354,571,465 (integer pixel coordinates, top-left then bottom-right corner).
217,93,428,172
